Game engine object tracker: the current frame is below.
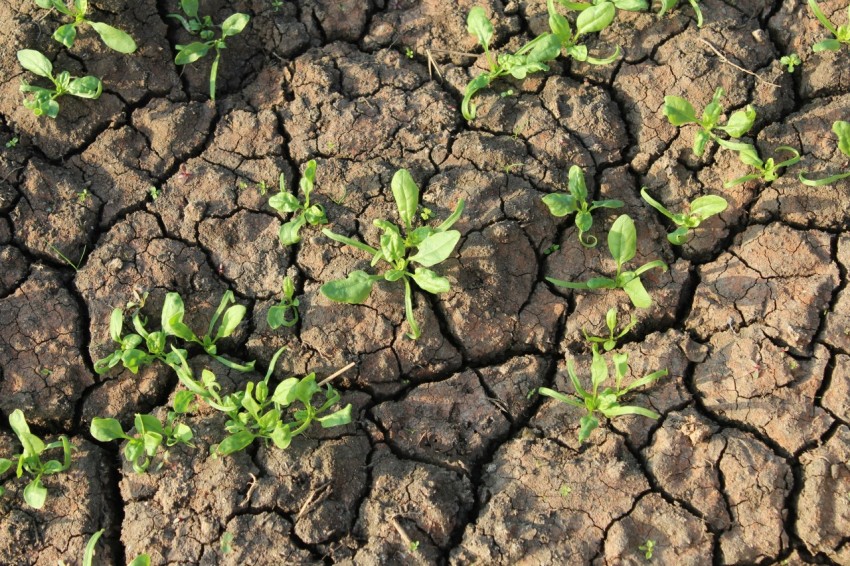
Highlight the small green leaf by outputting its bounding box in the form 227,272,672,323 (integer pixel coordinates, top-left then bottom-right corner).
467,6,494,51
568,165,588,202
181,0,199,18
576,1,615,36
221,13,250,38
318,404,353,428
622,276,652,308
90,418,128,442
578,414,599,442
663,96,698,126
547,0,572,44
109,308,124,343
411,267,451,294
719,105,756,138
17,50,53,78
216,431,255,455
216,304,246,340
688,195,727,221
23,478,48,509
608,214,637,268
542,193,578,216
10,410,44,457
462,73,492,121
175,42,210,65
83,530,104,566
89,21,137,53
303,204,327,225
268,191,301,213
391,169,419,230
320,270,378,304
813,38,842,51
834,121,850,157
403,278,421,340
67,76,102,99
53,24,77,48
409,230,461,267
128,554,151,566
270,423,292,449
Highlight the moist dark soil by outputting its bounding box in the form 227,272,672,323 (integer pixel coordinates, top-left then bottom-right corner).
1,0,849,564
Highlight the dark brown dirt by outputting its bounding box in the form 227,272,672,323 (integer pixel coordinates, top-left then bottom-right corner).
1,0,848,563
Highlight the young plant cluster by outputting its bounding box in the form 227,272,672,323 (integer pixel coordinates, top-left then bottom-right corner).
664,88,801,187
269,160,328,246
320,169,465,340
169,0,250,100
19,0,137,118
90,290,351,470
0,409,72,509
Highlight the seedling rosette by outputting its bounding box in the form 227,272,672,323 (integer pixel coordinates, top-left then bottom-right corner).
639,187,727,245
542,165,623,247
269,160,328,246
0,409,73,509
547,214,668,308
34,0,137,53
320,169,465,340
17,49,102,119
663,87,755,156
534,345,667,443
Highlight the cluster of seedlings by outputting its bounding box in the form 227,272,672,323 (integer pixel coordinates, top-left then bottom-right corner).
2,0,849,562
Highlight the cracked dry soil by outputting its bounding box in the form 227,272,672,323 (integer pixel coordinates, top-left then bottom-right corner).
0,0,849,564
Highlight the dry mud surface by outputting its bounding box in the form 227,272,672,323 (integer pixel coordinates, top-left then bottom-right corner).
1,0,849,564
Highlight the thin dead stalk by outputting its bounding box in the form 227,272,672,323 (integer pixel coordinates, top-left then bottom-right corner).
318,362,356,387
698,38,779,88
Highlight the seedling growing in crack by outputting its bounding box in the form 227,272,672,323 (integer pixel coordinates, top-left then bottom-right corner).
95,290,255,375
656,0,703,27
268,160,328,246
267,276,299,329
542,165,623,248
639,187,727,245
79,530,150,566
780,53,802,72
808,0,850,52
0,409,72,509
34,0,137,53
170,2,250,101
17,49,102,119
547,214,668,308
90,391,195,473
583,306,636,351
719,142,801,187
532,345,667,443
799,121,850,186
462,1,619,120
639,539,656,559
170,348,353,456
320,169,465,340
663,87,755,156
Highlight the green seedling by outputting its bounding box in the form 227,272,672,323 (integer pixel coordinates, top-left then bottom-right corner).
0,409,72,509
808,0,849,52
79,530,150,566
220,532,234,554
321,169,465,340
639,187,727,245
49,243,86,271
534,346,667,442
547,214,668,309
5,137,19,148
780,53,802,72
170,348,353,456
409,541,420,553
542,165,624,247
94,290,254,375
663,87,755,156
545,244,561,255
583,306,636,351
34,0,137,53
557,0,648,14
171,2,250,101
149,185,160,200
17,49,102,119
91,392,195,473
657,0,703,27
269,160,328,246
462,1,619,120
268,276,299,329
719,142,801,187
799,121,850,186
639,539,656,559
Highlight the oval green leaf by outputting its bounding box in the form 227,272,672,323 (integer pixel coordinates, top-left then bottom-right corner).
320,270,377,304
608,214,637,267
411,267,451,294
391,169,419,230
89,21,137,54
17,50,53,78
216,430,255,455
576,2,615,36
221,13,250,38
409,230,460,267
